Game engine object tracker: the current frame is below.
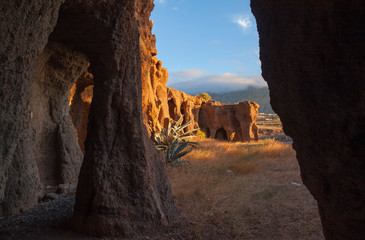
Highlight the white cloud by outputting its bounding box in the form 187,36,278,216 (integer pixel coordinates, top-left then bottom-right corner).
168,70,267,94
233,15,252,31
155,0,166,4
172,6,179,10
169,69,205,82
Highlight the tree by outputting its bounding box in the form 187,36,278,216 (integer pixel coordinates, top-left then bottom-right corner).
195,92,212,101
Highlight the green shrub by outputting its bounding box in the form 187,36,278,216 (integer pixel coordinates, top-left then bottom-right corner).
196,129,206,140
195,92,212,101
153,115,198,165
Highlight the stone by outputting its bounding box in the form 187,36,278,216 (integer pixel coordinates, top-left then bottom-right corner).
0,0,66,216
56,184,76,195
198,101,259,141
252,0,365,239
167,88,203,132
43,193,59,201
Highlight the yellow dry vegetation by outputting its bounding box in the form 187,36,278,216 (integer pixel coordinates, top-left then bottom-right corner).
166,139,324,239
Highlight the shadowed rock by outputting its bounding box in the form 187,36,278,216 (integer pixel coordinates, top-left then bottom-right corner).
252,0,365,239
0,0,178,237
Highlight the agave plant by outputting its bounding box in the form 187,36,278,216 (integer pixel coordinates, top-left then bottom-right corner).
153,115,198,165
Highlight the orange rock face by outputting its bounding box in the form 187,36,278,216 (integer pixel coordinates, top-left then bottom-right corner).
198,101,259,141
167,88,203,131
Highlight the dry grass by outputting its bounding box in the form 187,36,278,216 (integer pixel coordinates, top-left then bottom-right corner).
166,139,324,240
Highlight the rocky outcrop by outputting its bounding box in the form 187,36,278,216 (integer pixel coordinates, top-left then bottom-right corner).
252,1,365,239
167,88,203,132
0,0,178,237
142,56,171,133
199,101,259,141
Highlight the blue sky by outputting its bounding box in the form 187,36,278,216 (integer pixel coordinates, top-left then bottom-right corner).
151,0,266,94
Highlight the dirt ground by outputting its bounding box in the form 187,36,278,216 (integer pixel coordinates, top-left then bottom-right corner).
0,140,324,240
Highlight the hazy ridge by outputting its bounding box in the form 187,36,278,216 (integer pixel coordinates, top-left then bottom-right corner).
209,86,274,114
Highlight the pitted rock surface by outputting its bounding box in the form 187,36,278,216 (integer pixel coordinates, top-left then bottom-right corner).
252,0,365,239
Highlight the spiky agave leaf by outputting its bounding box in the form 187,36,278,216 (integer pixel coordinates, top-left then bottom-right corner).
151,114,199,165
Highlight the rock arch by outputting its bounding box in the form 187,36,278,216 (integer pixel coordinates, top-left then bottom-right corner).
0,0,178,237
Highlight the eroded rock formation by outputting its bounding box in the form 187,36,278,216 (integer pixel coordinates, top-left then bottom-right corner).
0,0,178,237
199,101,259,141
252,0,365,239
167,88,203,132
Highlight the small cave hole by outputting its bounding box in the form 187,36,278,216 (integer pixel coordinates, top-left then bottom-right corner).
69,69,94,154
168,99,176,120
215,127,228,140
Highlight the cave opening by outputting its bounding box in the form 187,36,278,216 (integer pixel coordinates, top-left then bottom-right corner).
69,70,94,154
215,127,228,140
30,41,89,187
168,99,176,120
180,101,188,126
31,0,119,198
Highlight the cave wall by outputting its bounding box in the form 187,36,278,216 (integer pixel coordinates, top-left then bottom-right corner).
0,0,64,216
31,42,86,186
251,1,365,239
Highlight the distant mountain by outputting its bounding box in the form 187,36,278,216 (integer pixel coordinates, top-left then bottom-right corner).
208,87,274,114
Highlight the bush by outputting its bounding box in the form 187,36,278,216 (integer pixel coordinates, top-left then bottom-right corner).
153,115,198,165
196,129,206,140
195,92,212,101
